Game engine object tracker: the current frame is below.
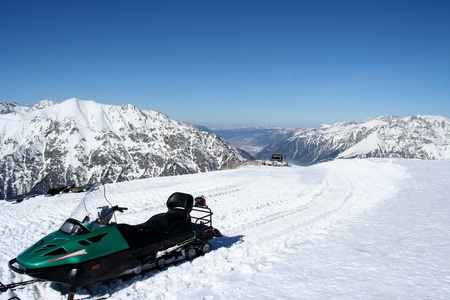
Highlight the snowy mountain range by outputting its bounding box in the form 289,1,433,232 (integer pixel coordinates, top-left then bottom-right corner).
217,115,450,165
0,98,249,199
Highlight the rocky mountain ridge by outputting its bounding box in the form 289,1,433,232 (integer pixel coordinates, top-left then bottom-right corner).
0,98,249,199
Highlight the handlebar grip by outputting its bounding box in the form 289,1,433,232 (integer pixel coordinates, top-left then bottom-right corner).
115,206,128,212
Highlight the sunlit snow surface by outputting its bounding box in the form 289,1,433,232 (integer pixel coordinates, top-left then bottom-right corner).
1,159,449,299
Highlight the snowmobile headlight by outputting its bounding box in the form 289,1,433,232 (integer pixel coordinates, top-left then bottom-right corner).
60,221,76,234
59,219,90,235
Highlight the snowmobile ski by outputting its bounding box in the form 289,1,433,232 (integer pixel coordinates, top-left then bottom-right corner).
0,278,43,293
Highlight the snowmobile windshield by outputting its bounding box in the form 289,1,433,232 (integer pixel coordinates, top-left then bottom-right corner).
61,183,115,234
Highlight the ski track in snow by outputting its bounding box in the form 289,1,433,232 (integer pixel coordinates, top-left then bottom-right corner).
1,159,449,299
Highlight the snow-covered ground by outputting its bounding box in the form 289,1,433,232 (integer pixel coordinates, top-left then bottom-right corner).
1,158,449,299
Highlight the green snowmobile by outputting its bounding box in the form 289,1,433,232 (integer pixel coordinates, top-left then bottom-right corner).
8,183,222,299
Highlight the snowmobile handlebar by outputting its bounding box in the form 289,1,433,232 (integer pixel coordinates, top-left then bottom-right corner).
113,205,128,213
95,206,128,226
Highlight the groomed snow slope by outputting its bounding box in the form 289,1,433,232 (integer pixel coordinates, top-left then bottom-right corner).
1,159,449,299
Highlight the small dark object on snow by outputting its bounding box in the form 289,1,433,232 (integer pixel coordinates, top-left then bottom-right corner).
5,191,43,203
46,184,75,196
71,183,94,193
262,153,288,167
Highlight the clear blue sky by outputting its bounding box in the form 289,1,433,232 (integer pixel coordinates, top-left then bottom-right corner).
1,0,449,128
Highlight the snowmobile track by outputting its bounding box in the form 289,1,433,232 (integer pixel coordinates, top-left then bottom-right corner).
237,169,354,245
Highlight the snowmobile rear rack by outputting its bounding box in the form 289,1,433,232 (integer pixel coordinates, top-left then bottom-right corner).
191,197,222,238
192,206,213,230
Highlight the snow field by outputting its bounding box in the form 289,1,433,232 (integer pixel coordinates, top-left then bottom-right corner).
1,158,449,299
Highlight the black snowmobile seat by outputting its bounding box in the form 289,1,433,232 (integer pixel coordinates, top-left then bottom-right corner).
117,192,194,249
167,192,194,213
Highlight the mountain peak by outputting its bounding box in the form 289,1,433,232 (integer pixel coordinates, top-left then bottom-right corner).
28,99,58,111
0,101,22,115
374,114,400,122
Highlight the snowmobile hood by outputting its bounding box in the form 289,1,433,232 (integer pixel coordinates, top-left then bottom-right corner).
16,183,131,270
16,225,129,269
